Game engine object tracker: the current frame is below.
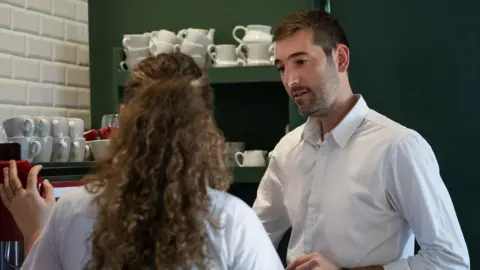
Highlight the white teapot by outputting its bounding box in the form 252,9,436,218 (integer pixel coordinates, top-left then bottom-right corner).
232,24,272,44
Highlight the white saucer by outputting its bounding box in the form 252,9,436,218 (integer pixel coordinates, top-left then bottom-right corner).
215,61,239,68
246,60,272,66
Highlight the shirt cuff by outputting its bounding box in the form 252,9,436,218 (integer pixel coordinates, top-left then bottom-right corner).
383,259,410,270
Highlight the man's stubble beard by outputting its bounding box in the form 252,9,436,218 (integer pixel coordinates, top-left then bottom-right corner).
299,66,341,117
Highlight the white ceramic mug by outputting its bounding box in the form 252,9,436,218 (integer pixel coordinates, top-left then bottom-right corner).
207,44,246,67
235,150,267,167
33,117,50,137
3,116,35,137
232,25,272,44
237,43,275,65
32,136,53,162
175,40,206,56
68,118,85,138
181,29,212,47
51,137,71,162
50,117,69,138
69,138,86,162
149,41,178,56
177,28,209,39
150,29,182,45
123,47,150,58
88,139,109,161
122,33,150,50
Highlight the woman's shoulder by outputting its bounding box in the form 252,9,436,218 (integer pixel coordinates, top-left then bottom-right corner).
207,187,258,226
53,186,97,217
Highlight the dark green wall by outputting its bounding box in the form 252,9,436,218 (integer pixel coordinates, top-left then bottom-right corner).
329,0,480,265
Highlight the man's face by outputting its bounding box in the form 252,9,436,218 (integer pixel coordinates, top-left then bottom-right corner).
274,29,341,117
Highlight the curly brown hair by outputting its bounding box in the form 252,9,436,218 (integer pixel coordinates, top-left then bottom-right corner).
123,52,204,104
83,54,231,270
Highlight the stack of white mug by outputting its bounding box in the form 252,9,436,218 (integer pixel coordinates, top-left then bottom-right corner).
120,24,276,69
205,24,275,67
120,33,151,71
232,24,275,66
2,116,88,163
148,30,182,56
121,28,216,70
174,28,215,68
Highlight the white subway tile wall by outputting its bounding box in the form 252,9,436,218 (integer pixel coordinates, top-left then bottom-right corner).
0,0,90,129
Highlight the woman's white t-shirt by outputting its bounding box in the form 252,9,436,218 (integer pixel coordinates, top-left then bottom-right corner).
21,187,284,270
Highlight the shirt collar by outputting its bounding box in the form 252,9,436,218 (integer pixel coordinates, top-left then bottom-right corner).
301,94,370,148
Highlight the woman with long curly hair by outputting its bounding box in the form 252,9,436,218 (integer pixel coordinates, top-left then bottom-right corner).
0,54,284,269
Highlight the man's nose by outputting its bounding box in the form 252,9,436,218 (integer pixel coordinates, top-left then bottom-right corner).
286,70,300,88
284,69,299,88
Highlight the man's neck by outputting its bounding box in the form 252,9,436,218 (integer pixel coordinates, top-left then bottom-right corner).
313,92,357,140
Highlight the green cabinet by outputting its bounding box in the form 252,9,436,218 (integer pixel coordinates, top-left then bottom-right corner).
330,0,480,266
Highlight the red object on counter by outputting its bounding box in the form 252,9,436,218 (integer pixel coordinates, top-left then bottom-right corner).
84,127,118,141
99,126,118,140
84,129,99,141
0,160,41,241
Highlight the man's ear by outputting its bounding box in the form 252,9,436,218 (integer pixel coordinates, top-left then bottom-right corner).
335,44,350,73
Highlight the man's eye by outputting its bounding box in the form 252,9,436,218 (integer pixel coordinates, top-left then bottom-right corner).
276,66,285,73
295,59,307,65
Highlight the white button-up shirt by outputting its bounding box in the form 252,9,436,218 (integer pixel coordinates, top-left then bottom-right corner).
253,95,469,269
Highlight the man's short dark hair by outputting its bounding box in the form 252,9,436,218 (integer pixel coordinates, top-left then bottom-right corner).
273,9,349,57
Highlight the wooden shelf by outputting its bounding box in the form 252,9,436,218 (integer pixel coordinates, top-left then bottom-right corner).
116,65,280,87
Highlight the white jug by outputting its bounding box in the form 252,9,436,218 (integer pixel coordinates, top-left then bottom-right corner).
232,25,272,44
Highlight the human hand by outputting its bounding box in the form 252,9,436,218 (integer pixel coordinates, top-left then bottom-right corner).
286,252,340,270
0,160,56,239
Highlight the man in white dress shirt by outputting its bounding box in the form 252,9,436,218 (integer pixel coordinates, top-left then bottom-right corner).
253,9,470,270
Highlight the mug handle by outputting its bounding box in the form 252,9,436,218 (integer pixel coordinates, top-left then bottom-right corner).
173,44,181,53
23,118,34,135
177,29,188,39
121,37,130,50
206,44,216,64
149,43,157,56
268,43,275,54
69,141,80,161
84,144,92,161
29,140,42,160
269,43,276,64
56,141,68,161
37,119,46,136
232,26,247,44
235,43,248,63
234,152,245,167
119,61,128,71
